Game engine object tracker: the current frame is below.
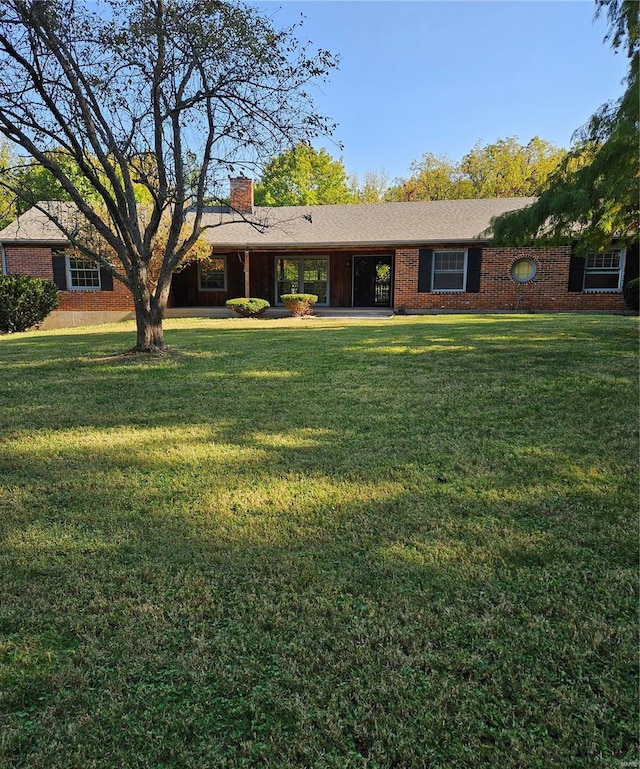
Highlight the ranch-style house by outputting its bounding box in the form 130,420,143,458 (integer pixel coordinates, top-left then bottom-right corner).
1,177,637,327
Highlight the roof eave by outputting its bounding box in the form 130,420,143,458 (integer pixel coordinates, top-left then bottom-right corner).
210,237,494,251
0,238,70,246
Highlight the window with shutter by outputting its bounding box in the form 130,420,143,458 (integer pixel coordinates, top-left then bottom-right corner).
432,250,467,292
67,256,101,289
583,249,625,291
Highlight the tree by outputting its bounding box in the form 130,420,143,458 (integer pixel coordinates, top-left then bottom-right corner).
348,170,390,204
460,137,566,198
14,149,104,214
0,0,336,350
0,139,19,227
492,0,639,251
388,138,565,202
386,152,473,201
254,144,352,206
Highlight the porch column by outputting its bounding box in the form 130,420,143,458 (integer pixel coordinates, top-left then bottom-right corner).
243,250,250,298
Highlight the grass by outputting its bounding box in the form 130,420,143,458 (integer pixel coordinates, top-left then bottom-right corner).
0,313,638,768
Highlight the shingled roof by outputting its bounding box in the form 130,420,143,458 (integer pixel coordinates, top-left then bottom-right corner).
0,201,76,244
0,197,536,248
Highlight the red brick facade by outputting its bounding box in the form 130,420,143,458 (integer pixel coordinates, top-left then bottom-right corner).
4,245,134,311
393,245,631,312
3,241,636,322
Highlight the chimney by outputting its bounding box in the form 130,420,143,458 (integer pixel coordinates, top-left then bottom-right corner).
229,177,253,214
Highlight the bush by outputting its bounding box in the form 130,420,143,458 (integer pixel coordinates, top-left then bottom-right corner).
280,293,318,317
0,274,60,333
623,277,639,312
226,297,270,317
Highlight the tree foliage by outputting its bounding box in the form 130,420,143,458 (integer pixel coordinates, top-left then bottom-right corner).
348,170,390,204
460,137,567,198
493,0,639,251
0,0,336,350
254,144,351,206
0,139,20,227
387,137,566,202
386,153,468,201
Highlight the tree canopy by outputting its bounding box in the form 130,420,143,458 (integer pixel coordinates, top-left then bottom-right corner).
348,170,390,204
252,136,566,207
0,0,336,350
387,137,566,202
254,144,352,206
492,0,639,251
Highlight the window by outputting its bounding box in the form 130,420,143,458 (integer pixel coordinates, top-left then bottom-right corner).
52,250,113,292
433,250,467,291
67,255,101,290
276,257,328,304
511,258,537,283
583,249,625,291
198,257,226,291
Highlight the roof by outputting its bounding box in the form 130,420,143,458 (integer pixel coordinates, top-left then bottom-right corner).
0,201,75,244
0,197,536,249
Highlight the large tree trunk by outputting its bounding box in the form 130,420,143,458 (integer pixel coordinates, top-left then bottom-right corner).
132,270,171,352
134,303,166,351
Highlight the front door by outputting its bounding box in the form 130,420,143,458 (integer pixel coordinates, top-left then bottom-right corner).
353,256,392,307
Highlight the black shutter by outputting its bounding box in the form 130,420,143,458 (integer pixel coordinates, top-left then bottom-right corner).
99,267,113,291
52,254,67,290
567,254,585,292
418,249,433,292
623,242,639,286
466,247,482,293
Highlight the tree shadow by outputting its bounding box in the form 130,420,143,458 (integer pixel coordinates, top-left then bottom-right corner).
0,314,637,766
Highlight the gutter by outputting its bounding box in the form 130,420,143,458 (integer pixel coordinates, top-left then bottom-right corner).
211,239,494,252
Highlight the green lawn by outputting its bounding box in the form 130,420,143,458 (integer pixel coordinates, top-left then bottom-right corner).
0,314,638,768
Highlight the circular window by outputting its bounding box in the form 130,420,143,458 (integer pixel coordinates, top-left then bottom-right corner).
511,258,537,283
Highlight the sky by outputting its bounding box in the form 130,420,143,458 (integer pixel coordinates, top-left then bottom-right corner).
252,0,630,183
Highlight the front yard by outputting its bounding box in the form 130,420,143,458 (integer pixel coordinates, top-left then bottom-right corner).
0,314,637,768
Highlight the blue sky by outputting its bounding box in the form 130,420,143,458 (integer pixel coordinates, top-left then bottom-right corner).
253,0,629,182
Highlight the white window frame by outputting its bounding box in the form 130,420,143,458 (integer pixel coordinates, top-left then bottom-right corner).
583,248,626,292
198,256,227,292
65,255,101,291
432,249,468,293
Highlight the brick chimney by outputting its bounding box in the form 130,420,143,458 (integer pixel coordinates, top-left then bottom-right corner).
229,177,254,214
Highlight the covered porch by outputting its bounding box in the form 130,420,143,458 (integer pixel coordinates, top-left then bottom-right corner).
168,249,395,310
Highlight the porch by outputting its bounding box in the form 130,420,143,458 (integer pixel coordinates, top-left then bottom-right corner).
168,250,395,310
164,306,395,319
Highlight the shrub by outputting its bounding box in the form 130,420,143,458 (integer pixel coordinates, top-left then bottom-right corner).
280,293,318,317
623,277,639,312
226,297,270,317
0,274,60,333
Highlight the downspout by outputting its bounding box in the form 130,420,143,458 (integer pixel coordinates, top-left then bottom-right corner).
1,243,7,275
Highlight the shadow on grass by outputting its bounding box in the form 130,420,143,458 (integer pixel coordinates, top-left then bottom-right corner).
1,469,636,766
0,314,637,767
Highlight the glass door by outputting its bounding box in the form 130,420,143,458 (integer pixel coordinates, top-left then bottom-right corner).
276,257,328,304
353,256,392,306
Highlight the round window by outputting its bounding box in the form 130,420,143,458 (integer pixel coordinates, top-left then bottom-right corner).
511,258,537,283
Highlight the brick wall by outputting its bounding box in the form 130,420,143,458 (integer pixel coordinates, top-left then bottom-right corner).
4,245,53,279
393,245,628,312
4,242,633,318
4,245,134,311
